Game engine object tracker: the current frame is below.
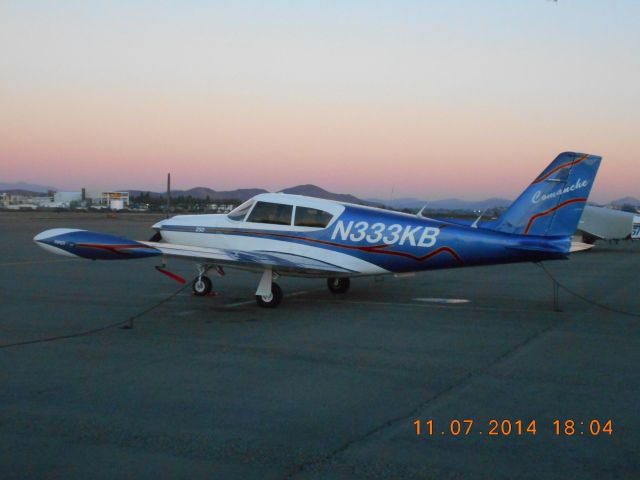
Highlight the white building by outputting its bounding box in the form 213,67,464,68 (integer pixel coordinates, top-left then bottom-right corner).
1,193,46,209
54,191,82,204
93,192,130,210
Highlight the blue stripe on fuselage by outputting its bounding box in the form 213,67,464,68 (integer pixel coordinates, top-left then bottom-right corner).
161,205,569,273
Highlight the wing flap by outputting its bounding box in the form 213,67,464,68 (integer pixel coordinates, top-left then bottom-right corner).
141,241,353,275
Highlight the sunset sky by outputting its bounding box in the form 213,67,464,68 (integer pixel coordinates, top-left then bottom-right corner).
1,1,638,202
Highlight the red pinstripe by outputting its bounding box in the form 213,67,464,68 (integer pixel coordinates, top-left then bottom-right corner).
167,228,463,264
530,154,589,185
76,244,153,255
523,197,587,235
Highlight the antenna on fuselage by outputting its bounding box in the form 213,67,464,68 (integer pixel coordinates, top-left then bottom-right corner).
416,204,428,218
166,173,171,219
471,209,486,228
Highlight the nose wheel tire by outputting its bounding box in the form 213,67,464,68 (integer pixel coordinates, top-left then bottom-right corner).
256,282,283,308
192,276,213,296
327,277,350,294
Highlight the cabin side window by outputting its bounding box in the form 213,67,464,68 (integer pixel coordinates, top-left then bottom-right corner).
227,200,255,221
294,206,333,228
246,201,293,225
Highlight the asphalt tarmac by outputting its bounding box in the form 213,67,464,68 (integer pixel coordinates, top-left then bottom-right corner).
1,212,638,479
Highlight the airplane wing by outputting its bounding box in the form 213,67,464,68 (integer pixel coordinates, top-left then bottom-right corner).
33,229,354,276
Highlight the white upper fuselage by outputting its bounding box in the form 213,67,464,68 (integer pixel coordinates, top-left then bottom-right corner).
155,193,344,231
153,193,389,276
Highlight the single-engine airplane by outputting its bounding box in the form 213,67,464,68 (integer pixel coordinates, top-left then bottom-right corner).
34,152,601,308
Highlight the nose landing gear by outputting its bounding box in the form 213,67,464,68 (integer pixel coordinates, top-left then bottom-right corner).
192,276,213,296
192,263,215,296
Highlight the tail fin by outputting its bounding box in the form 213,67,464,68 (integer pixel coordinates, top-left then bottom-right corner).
490,152,601,236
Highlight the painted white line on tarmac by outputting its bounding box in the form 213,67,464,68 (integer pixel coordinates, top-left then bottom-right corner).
0,258,77,267
223,299,259,308
334,300,532,313
414,297,471,304
223,290,310,308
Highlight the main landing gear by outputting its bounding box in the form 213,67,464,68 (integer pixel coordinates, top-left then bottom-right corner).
255,267,283,308
256,282,283,308
327,277,350,294
254,274,351,308
187,266,351,308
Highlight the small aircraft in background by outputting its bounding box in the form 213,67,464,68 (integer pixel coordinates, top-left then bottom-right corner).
34,152,601,308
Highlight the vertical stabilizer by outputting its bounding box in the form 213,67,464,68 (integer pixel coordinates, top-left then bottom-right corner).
490,152,601,236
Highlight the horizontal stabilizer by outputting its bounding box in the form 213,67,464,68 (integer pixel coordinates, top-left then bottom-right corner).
569,241,595,253
504,235,572,258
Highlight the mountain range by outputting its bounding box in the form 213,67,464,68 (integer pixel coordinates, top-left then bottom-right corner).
609,196,640,207
0,182,57,193
278,184,362,204
127,187,268,202
365,197,512,211
1,181,637,211
125,184,362,203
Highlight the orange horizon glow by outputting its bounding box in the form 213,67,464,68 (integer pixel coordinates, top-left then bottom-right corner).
1,2,638,204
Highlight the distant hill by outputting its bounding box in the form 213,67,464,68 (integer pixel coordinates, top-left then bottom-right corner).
128,187,268,201
279,184,364,204
610,196,640,207
365,197,512,211
128,184,365,203
0,189,48,197
7,178,636,210
0,182,58,193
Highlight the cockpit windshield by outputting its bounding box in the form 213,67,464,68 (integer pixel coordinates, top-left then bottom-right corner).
227,200,255,221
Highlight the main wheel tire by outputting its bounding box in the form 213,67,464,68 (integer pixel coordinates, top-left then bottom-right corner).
327,277,350,294
256,282,283,308
192,276,213,296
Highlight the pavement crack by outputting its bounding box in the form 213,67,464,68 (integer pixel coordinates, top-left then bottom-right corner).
282,317,561,480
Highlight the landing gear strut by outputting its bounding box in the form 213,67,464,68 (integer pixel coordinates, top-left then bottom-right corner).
327,277,350,294
255,267,283,308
